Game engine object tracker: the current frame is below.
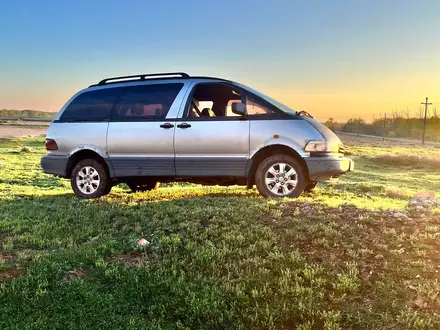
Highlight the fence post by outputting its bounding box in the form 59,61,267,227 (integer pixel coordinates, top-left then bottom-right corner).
421,97,432,145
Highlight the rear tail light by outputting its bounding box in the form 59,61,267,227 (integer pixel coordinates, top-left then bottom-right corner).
45,139,58,150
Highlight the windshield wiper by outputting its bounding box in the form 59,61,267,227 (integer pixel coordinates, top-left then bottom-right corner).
296,110,313,118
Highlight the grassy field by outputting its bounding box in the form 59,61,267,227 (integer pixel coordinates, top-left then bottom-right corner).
1,136,440,329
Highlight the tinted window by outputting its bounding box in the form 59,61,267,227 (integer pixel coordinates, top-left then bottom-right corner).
61,88,121,122
113,83,183,120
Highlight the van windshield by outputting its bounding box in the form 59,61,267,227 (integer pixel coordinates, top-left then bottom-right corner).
233,82,297,115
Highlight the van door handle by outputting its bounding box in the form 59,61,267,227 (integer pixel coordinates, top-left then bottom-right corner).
160,123,174,129
177,123,191,129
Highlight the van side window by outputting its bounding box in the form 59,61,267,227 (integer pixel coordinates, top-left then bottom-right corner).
113,83,183,120
246,95,275,115
185,83,242,118
60,88,121,122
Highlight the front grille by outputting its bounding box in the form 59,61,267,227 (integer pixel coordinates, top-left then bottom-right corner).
338,145,345,154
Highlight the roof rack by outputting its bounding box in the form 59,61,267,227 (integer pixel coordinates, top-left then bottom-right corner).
97,72,190,85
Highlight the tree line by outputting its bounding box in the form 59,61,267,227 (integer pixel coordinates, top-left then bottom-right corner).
0,109,56,119
325,114,440,142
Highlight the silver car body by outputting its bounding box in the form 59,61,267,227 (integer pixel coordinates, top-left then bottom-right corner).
41,76,353,184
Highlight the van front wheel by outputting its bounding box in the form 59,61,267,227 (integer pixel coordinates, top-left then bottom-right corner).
255,154,306,198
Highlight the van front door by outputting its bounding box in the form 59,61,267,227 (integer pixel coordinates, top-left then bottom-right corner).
174,83,250,177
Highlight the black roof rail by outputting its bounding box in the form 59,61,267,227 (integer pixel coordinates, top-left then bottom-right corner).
97,72,190,85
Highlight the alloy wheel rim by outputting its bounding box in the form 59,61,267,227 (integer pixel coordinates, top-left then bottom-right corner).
76,166,100,194
264,163,297,196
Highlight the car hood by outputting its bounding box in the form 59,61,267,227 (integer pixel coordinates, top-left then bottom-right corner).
300,116,342,146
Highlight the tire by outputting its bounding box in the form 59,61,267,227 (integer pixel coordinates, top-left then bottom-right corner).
255,154,306,198
304,181,318,192
128,181,160,193
71,159,110,199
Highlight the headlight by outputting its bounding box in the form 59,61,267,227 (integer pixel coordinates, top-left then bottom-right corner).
304,140,327,152
305,140,341,153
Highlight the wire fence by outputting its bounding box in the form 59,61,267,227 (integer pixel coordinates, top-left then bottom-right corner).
325,103,440,144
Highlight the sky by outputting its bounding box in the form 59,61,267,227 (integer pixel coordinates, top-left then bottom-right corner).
0,0,439,121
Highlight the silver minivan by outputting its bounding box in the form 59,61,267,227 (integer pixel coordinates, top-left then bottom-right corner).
41,72,353,199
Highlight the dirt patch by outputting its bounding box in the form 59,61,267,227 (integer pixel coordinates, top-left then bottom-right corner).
0,126,47,138
0,252,17,263
64,268,89,280
0,232,7,245
385,188,409,199
107,251,146,267
0,268,23,284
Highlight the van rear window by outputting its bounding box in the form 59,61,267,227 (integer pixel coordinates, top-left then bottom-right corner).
60,88,121,122
112,83,183,120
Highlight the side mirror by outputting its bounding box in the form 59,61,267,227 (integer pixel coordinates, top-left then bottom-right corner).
231,102,246,116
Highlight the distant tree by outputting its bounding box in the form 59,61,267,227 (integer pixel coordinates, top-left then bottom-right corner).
324,118,342,132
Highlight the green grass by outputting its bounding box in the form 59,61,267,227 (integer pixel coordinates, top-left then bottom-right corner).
1,137,440,329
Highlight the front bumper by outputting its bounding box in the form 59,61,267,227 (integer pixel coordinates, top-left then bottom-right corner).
41,155,69,177
305,157,354,181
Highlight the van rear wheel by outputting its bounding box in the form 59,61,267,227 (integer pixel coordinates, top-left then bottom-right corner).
128,181,160,193
255,154,306,198
71,159,110,199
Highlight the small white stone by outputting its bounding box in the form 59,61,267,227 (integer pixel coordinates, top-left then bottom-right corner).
137,238,150,246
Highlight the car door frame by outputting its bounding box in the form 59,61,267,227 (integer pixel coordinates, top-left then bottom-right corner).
106,80,192,178
173,80,251,177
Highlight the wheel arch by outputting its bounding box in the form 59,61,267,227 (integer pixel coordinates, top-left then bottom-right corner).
247,144,310,187
66,149,113,178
